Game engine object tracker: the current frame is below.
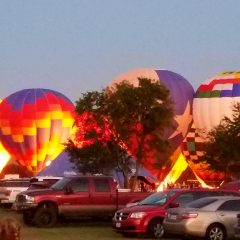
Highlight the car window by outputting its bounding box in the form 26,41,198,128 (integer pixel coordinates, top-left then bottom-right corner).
94,178,110,192
187,197,218,208
69,179,89,192
4,181,30,187
174,192,195,206
218,200,240,211
51,178,72,190
139,191,177,206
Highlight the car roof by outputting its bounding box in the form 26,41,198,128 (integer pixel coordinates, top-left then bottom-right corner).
158,188,239,193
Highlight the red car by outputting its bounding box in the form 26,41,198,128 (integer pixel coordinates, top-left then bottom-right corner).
112,188,240,238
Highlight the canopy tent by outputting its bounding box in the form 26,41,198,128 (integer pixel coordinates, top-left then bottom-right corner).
38,151,77,177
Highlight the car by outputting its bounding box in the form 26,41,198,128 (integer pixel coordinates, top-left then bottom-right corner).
234,213,240,238
112,188,240,239
0,178,31,208
163,196,240,240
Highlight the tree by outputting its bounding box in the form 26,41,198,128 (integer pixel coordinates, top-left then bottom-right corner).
104,78,175,190
66,78,175,190
194,102,240,180
66,91,134,188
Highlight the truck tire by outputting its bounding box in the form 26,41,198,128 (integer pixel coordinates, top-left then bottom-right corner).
147,219,164,239
23,209,34,226
33,204,58,228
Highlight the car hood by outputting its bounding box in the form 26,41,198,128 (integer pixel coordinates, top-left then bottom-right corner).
21,188,61,196
118,204,164,213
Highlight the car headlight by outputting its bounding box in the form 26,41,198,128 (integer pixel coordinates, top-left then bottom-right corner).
25,195,34,203
129,212,146,219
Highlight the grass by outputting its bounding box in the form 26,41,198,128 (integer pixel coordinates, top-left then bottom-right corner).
0,208,178,240
0,208,124,240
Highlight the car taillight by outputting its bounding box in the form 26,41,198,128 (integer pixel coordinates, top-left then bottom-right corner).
4,190,11,196
180,212,198,219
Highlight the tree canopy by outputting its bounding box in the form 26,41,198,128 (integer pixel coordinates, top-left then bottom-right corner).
194,102,240,180
65,78,175,189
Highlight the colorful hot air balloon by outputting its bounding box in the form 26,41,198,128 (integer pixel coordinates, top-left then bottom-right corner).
0,89,75,175
108,68,194,180
193,71,240,135
181,123,224,185
0,99,11,172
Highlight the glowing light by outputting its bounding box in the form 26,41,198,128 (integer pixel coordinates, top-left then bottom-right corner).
157,151,188,191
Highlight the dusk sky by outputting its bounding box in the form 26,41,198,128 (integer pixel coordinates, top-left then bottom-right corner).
1,0,240,103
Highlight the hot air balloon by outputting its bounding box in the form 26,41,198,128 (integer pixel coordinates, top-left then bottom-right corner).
181,123,224,186
0,89,75,176
193,71,240,135
108,68,194,180
0,100,11,173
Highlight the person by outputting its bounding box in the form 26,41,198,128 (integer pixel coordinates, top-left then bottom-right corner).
0,217,21,240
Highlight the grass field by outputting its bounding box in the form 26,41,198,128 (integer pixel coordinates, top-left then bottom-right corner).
0,207,126,240
0,207,158,240
0,207,180,240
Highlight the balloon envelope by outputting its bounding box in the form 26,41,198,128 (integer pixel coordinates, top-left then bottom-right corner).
193,71,240,134
108,68,194,180
0,89,75,175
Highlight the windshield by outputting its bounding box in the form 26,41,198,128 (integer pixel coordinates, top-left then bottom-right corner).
139,191,177,206
51,178,71,190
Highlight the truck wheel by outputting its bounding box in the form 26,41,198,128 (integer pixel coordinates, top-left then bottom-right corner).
23,210,34,226
33,204,58,228
147,219,164,239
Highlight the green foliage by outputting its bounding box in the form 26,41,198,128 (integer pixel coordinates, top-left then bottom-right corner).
66,78,175,188
195,102,240,179
104,78,175,161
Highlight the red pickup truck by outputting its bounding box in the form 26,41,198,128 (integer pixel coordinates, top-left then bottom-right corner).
13,175,150,227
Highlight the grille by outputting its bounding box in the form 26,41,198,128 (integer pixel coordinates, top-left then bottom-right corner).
16,194,26,203
115,212,129,221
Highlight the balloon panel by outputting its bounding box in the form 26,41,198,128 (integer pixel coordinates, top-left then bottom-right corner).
109,68,194,180
193,71,240,134
0,89,75,175
181,123,224,182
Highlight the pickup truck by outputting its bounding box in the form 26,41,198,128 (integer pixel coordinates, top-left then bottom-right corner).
14,175,150,227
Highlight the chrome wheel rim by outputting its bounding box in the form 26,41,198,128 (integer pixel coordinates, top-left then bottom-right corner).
209,227,224,240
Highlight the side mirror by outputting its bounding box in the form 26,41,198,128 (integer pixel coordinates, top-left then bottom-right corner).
64,186,73,194
169,202,180,208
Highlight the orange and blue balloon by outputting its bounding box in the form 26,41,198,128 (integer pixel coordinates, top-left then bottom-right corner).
0,89,75,175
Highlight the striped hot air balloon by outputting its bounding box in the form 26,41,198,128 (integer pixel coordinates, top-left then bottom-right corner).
0,89,75,175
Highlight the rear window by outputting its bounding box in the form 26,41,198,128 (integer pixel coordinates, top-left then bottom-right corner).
94,178,110,192
187,197,218,208
2,181,30,187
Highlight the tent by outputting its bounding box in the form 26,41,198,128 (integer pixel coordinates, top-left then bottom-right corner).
38,151,77,177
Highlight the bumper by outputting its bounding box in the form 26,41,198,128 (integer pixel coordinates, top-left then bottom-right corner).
12,202,37,211
112,218,146,234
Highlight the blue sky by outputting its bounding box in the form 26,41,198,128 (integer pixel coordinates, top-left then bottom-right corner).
1,0,240,103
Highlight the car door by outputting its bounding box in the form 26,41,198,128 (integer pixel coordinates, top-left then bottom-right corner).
58,178,91,216
90,178,116,216
216,199,240,235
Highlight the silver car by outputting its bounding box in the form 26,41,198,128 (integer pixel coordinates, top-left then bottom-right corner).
163,196,240,240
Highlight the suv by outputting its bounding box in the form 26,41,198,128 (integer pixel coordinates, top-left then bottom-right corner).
0,178,31,208
112,188,240,238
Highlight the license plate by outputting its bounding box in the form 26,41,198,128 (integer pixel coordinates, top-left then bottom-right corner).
169,214,177,220
116,222,121,228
